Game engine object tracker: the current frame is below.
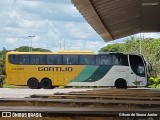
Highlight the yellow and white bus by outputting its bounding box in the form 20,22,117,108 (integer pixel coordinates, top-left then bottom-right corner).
5,51,149,89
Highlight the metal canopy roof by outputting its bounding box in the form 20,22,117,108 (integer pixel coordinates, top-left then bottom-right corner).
71,0,160,42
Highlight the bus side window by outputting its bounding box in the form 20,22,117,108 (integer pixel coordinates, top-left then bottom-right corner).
80,55,95,65
96,55,111,65
79,56,85,64
9,55,20,64
112,55,119,65
121,55,129,66
104,55,111,65
63,55,78,65
89,56,95,65
30,55,46,65
20,55,29,64
84,58,89,65
47,55,61,65
112,55,128,66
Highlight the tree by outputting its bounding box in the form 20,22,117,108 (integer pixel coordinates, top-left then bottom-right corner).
14,46,51,52
0,47,7,75
99,43,121,52
149,77,160,88
100,37,160,76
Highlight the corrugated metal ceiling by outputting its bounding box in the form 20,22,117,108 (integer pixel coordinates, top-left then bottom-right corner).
71,0,160,42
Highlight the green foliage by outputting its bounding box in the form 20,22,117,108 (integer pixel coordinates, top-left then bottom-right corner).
15,46,51,52
100,37,160,75
14,46,30,52
100,43,121,52
0,48,7,75
149,77,155,85
149,77,160,88
156,84,160,88
3,83,16,88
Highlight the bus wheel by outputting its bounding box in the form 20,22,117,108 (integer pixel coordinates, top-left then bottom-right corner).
40,78,52,89
27,78,39,89
115,79,127,89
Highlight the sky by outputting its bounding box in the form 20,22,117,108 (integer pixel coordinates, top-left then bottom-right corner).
0,0,160,52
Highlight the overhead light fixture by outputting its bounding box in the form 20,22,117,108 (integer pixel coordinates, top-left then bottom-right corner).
141,2,159,6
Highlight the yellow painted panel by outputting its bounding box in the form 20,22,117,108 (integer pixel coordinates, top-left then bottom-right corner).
5,64,85,86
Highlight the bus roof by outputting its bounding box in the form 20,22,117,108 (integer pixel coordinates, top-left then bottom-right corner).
99,52,142,56
6,51,142,56
57,50,94,54
6,50,95,55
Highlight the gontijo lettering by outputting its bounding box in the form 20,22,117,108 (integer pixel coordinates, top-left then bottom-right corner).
38,67,73,72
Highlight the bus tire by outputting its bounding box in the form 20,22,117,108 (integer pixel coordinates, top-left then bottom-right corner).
27,78,39,89
40,78,52,89
115,79,127,89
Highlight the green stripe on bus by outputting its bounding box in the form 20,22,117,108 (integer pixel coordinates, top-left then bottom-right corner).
71,66,98,82
83,65,112,82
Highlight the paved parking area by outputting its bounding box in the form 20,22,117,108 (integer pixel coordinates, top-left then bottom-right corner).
0,88,93,98
0,87,158,98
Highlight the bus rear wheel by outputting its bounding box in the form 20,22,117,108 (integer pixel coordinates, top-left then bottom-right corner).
27,78,39,89
115,79,127,89
40,78,52,89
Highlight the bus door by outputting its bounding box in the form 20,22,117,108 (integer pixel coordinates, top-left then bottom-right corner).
129,55,146,87
127,69,137,86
